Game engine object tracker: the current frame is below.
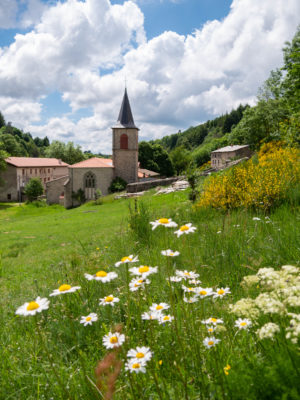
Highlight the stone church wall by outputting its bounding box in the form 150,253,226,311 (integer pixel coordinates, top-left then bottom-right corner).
46,175,68,205
71,167,114,197
0,164,18,202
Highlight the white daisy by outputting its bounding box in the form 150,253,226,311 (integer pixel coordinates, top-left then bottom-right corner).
125,359,147,373
213,287,231,299
80,313,98,326
161,249,180,257
188,278,201,285
115,255,139,268
102,332,125,349
16,297,49,316
234,318,252,330
141,311,160,320
182,285,197,293
202,317,224,325
84,271,118,282
127,347,152,363
176,270,200,280
207,326,215,334
196,287,214,298
149,303,170,313
50,284,81,297
129,277,150,292
129,265,158,277
150,218,178,230
183,295,199,303
169,276,183,282
253,217,261,221
99,295,120,307
174,223,197,237
203,336,220,348
158,315,174,324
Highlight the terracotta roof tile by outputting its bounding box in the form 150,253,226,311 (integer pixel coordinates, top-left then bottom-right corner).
5,157,69,167
69,157,114,168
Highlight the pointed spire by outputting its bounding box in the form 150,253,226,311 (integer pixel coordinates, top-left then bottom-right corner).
116,88,138,129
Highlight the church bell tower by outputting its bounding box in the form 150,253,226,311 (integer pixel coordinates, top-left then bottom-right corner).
112,89,139,183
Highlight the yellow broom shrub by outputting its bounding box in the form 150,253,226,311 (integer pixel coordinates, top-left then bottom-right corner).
196,142,300,210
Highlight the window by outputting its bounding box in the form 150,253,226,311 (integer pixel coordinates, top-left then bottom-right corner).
48,169,50,173
85,172,95,188
22,169,25,175
7,194,11,200
35,169,37,174
30,169,32,174
120,133,128,149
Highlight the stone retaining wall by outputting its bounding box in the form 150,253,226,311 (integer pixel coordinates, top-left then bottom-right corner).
127,176,183,193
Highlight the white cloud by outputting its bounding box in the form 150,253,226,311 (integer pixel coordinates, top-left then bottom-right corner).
0,0,299,152
0,0,18,29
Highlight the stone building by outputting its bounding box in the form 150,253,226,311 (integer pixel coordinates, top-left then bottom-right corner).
0,157,69,202
46,88,146,208
211,145,251,170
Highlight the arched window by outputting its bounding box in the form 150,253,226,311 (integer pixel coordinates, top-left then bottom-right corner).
85,172,95,188
120,133,128,149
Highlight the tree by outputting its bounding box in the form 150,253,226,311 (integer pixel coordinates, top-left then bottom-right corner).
170,146,191,175
138,141,175,177
24,178,44,202
45,140,86,164
0,112,5,129
0,146,8,186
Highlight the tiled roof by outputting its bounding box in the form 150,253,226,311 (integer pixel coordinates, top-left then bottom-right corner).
211,145,249,153
69,157,113,168
6,157,69,167
138,168,160,178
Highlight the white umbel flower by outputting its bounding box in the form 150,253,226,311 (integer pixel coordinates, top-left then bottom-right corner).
213,287,231,299
129,265,158,277
125,358,147,373
161,249,180,257
234,318,252,330
127,347,152,363
257,322,280,340
115,255,139,267
80,313,98,326
203,336,220,348
16,297,49,316
174,223,197,237
150,218,178,230
99,294,120,307
50,284,81,296
84,271,118,282
102,332,125,349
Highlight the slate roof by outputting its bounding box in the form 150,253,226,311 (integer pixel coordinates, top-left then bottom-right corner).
5,157,69,167
211,145,249,153
113,88,139,129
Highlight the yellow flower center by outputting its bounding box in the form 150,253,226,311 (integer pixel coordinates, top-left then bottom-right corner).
156,305,163,310
105,296,114,302
132,363,140,369
208,340,214,346
134,283,139,287
136,352,145,359
121,256,132,262
218,289,225,295
180,225,189,231
26,301,39,311
59,284,71,292
184,272,190,276
96,271,107,277
138,279,143,283
188,288,194,291
163,316,170,321
86,317,92,321
158,218,169,224
210,318,217,323
200,290,207,296
208,328,213,332
240,322,247,326
169,252,174,256
139,266,149,273
109,336,118,344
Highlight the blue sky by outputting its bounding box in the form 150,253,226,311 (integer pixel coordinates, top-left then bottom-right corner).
0,0,299,153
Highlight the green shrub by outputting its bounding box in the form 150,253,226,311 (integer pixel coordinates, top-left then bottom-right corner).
109,176,127,193
24,178,43,202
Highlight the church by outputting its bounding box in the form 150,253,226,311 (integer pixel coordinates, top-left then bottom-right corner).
46,89,157,208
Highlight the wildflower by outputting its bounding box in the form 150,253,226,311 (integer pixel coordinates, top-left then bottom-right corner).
129,265,158,277
217,231,222,234
252,217,261,221
213,287,231,299
207,326,215,333
125,359,147,373
188,278,201,285
255,293,286,315
127,347,152,363
150,218,178,230
229,298,260,320
203,336,220,348
150,303,170,313
99,295,120,307
80,313,98,326
182,285,197,293
183,295,199,303
16,297,49,316
115,255,138,267
257,322,280,340
176,270,200,280
286,314,300,344
196,287,214,298
224,364,231,375
158,315,174,324
141,311,160,320
202,317,223,325
174,223,197,237
102,332,125,349
50,284,81,296
234,318,252,330
161,249,180,257
84,271,118,282
169,276,183,282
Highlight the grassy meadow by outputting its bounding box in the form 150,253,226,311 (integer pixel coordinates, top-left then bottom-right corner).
0,188,299,399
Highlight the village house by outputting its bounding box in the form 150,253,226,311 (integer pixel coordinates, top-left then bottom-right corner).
0,157,69,202
211,145,251,170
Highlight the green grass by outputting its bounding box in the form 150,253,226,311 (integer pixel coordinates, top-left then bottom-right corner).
0,193,299,400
